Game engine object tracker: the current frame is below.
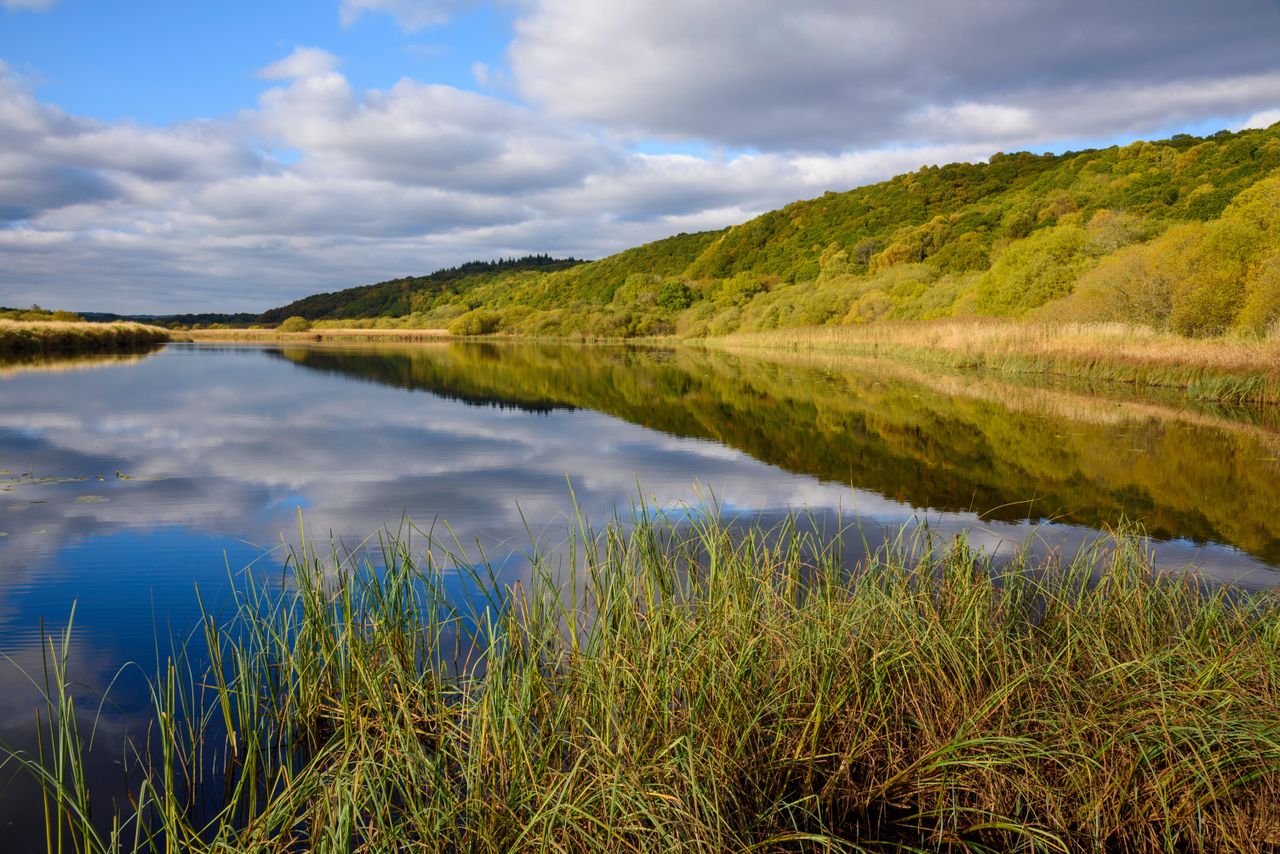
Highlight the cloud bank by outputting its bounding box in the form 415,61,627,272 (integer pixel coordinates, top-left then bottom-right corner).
2,1,1279,312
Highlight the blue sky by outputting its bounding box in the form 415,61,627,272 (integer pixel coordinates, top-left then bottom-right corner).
0,0,517,124
2,0,1279,313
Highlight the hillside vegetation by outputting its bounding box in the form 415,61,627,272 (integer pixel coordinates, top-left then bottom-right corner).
257,255,584,325
245,124,1280,339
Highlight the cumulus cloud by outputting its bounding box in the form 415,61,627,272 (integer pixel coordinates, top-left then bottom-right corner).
4,0,1280,313
1240,108,1280,130
510,0,1280,151
252,72,614,192
256,47,341,81
4,53,894,312
0,65,257,225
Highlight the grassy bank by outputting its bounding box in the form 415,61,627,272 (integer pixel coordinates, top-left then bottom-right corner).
13,511,1280,852
708,319,1280,405
182,327,449,343
0,320,170,357
183,317,1280,405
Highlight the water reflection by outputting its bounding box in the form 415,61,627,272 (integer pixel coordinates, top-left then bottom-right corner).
0,345,165,378
273,341,1280,565
1,340,1278,840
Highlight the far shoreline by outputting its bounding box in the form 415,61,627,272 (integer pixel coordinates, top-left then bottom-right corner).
180,326,452,343
175,318,1280,406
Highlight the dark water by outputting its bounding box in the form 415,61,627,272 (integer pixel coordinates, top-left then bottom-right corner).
0,341,1278,841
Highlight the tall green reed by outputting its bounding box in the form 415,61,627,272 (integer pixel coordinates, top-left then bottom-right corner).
5,509,1279,851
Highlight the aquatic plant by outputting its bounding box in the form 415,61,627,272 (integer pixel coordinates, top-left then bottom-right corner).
7,507,1280,851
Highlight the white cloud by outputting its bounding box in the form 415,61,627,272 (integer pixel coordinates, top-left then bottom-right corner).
4,0,1280,316
1240,108,1280,130
252,71,614,192
909,104,1037,141
510,0,1280,151
256,47,341,81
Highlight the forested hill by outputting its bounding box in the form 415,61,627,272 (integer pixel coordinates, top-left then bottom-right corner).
257,255,583,323
254,124,1280,338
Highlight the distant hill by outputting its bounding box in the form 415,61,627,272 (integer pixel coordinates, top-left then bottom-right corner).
81,311,260,327
257,255,584,324
153,124,1280,338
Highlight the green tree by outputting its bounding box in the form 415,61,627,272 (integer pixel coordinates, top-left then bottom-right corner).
656,280,694,311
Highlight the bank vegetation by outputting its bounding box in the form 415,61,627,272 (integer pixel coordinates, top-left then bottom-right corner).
0,320,170,357
12,511,1280,852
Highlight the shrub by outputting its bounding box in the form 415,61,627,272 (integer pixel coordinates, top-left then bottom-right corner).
974,223,1091,316
448,309,501,336
1236,257,1280,335
278,316,312,332
843,290,891,324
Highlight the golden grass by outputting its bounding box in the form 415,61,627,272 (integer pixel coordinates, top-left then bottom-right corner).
182,327,452,343
0,320,170,357
709,319,1280,404
749,345,1280,454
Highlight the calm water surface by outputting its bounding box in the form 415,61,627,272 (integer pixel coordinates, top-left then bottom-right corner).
0,341,1278,840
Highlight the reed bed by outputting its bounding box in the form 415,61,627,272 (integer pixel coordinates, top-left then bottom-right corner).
0,321,170,357
9,511,1280,852
710,320,1280,405
182,328,450,343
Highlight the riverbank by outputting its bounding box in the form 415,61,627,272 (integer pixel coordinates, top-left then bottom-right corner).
0,320,170,357
17,512,1280,851
183,318,1280,405
705,320,1280,405
182,326,450,343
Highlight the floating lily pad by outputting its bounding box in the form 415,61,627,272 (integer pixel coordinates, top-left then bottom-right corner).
75,495,110,504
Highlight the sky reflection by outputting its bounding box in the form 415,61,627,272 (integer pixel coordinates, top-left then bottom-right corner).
1,341,1277,838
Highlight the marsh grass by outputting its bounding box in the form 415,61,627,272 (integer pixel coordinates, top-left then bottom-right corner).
8,510,1280,852
182,328,450,343
711,320,1280,405
0,321,170,357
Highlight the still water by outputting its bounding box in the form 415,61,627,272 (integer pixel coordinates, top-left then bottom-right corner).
0,340,1278,839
